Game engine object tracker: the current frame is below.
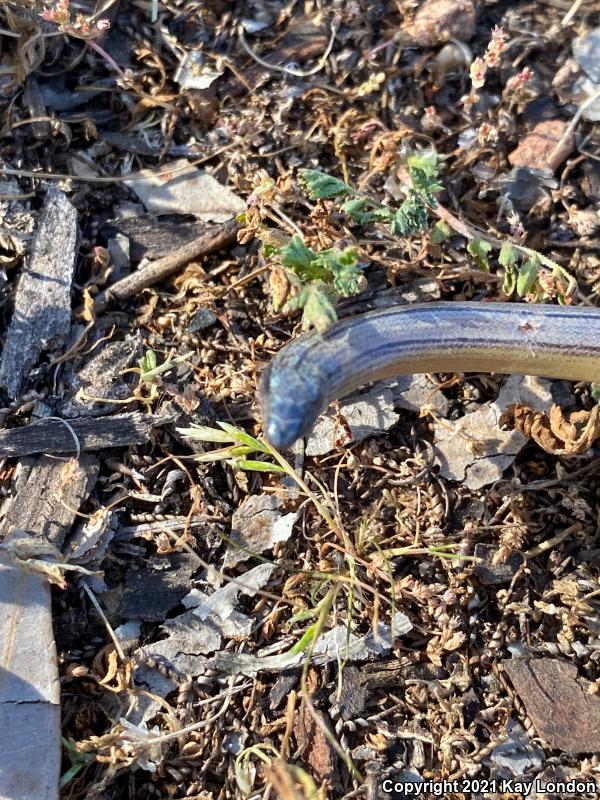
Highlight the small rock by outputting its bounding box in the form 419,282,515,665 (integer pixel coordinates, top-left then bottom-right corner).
434,375,557,490
474,543,524,585
508,120,574,173
136,620,210,677
188,307,217,332
496,166,557,214
404,0,476,47
306,384,400,456
572,75,600,121
388,373,449,417
119,552,198,621
224,495,297,568
125,160,245,222
573,26,600,82
487,719,544,775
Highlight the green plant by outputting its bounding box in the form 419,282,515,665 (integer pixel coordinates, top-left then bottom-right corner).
262,233,365,332
296,152,576,312
177,421,286,473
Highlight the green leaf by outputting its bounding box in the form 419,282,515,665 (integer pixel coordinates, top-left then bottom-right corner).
499,242,518,268
195,444,255,462
591,384,600,404
280,235,314,272
391,195,428,236
502,263,516,296
289,606,320,624
176,424,234,443
467,238,492,271
139,349,157,377
342,197,368,217
217,421,268,452
407,149,439,178
516,257,540,297
298,283,338,331
409,167,443,205
301,169,351,200
313,246,364,297
288,624,317,654
235,459,285,473
341,197,378,224
430,219,451,244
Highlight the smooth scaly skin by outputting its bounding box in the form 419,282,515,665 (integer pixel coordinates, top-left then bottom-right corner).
259,302,600,449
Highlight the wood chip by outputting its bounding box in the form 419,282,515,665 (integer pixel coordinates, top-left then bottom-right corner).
502,658,600,753
0,188,77,399
293,703,338,786
4,454,99,548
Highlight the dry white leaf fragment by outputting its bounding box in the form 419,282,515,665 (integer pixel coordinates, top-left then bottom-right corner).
224,495,297,568
125,159,246,222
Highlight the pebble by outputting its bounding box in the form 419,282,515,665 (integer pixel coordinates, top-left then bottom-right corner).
508,119,574,173
404,0,476,47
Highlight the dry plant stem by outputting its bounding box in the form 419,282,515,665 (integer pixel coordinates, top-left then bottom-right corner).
549,83,600,163
261,436,354,553
94,219,240,312
300,584,363,782
0,144,237,183
81,580,126,660
237,19,338,78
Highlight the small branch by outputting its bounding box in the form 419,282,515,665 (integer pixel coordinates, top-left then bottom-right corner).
94,218,239,312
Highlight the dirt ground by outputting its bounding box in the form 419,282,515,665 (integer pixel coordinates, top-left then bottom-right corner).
1,1,600,798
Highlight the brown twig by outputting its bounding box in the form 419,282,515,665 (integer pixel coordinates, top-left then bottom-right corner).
94,218,240,312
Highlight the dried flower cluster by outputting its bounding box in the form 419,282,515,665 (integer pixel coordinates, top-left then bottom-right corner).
469,26,509,90
40,0,110,38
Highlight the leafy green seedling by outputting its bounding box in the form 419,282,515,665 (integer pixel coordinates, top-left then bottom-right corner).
177,421,285,472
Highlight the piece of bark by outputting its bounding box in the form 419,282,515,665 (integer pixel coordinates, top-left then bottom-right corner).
102,215,209,261
119,552,200,621
59,334,142,418
0,455,99,800
0,188,77,399
294,703,338,786
0,409,177,458
23,75,51,139
3,454,98,548
502,658,600,753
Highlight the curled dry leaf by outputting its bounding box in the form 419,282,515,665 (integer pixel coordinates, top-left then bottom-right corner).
500,403,600,455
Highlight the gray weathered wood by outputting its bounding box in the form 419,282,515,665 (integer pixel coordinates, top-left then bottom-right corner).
0,456,99,800
5,454,99,548
0,409,178,458
0,188,77,399
0,557,59,800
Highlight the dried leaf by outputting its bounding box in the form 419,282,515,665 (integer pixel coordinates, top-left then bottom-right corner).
500,403,600,455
